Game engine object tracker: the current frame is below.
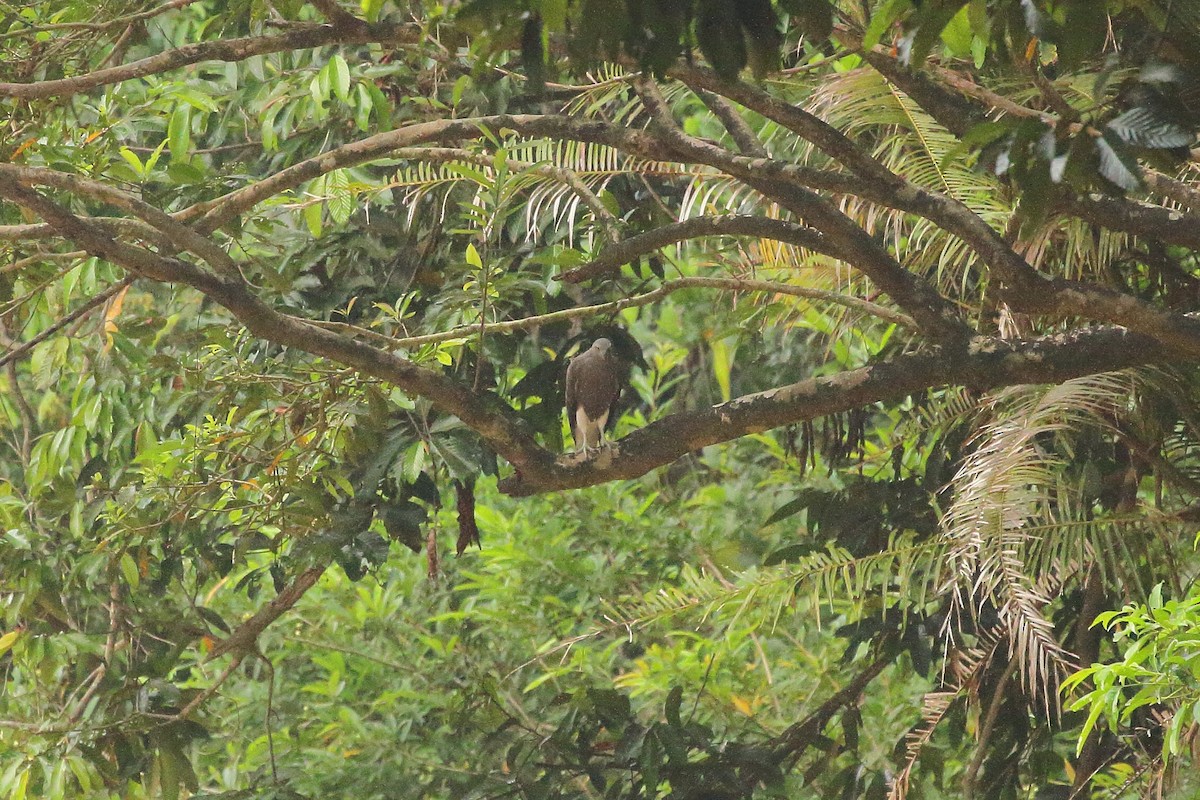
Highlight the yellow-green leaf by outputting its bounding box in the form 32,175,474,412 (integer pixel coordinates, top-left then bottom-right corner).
0,627,22,657
331,54,351,103
167,104,191,162
121,552,140,589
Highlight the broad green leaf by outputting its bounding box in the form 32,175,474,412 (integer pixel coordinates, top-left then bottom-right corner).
167,104,191,161
331,54,352,103
121,552,140,588
118,147,145,176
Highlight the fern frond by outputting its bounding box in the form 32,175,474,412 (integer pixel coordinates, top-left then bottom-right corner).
607,534,948,639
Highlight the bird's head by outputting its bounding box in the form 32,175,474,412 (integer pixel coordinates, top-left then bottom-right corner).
592,338,613,356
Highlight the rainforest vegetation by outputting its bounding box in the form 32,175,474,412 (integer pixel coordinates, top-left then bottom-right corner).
4,0,1200,797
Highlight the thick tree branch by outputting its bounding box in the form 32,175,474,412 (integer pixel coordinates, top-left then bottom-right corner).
0,182,551,478
692,89,768,157
0,164,238,275
1059,193,1200,250
633,76,971,341
0,217,168,244
6,167,1200,502
497,325,1176,496
0,22,416,100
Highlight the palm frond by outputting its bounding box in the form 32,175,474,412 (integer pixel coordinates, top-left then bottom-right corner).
941,373,1137,707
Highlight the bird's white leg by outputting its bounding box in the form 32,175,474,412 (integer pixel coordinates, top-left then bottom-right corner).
592,410,610,453
574,408,590,454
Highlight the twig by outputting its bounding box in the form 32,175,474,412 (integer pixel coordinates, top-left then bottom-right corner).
205,565,327,660
0,23,417,99
0,249,89,275
0,276,136,370
310,276,916,351
0,0,199,39
174,654,244,720
962,654,1019,800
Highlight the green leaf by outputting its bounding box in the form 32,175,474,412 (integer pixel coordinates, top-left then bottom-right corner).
304,200,324,238
326,169,355,225
118,147,145,177
167,104,191,162
0,628,21,658
331,54,351,103
120,552,140,589
709,335,736,403
361,0,383,22
940,4,973,55
862,0,910,50
898,1,969,67
762,495,813,527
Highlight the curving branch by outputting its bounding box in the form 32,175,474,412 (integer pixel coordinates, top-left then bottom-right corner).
632,75,971,341
0,277,136,370
558,214,845,283
0,181,551,478
0,163,238,275
497,323,1176,496
0,22,416,100
3,166,1196,502
319,275,916,348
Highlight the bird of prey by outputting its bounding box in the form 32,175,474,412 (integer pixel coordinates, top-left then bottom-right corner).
565,338,623,453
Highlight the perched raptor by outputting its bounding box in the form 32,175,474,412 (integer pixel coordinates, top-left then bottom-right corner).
565,338,623,453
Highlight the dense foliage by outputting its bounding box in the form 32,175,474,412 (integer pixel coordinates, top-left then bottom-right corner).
4,1,1200,799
